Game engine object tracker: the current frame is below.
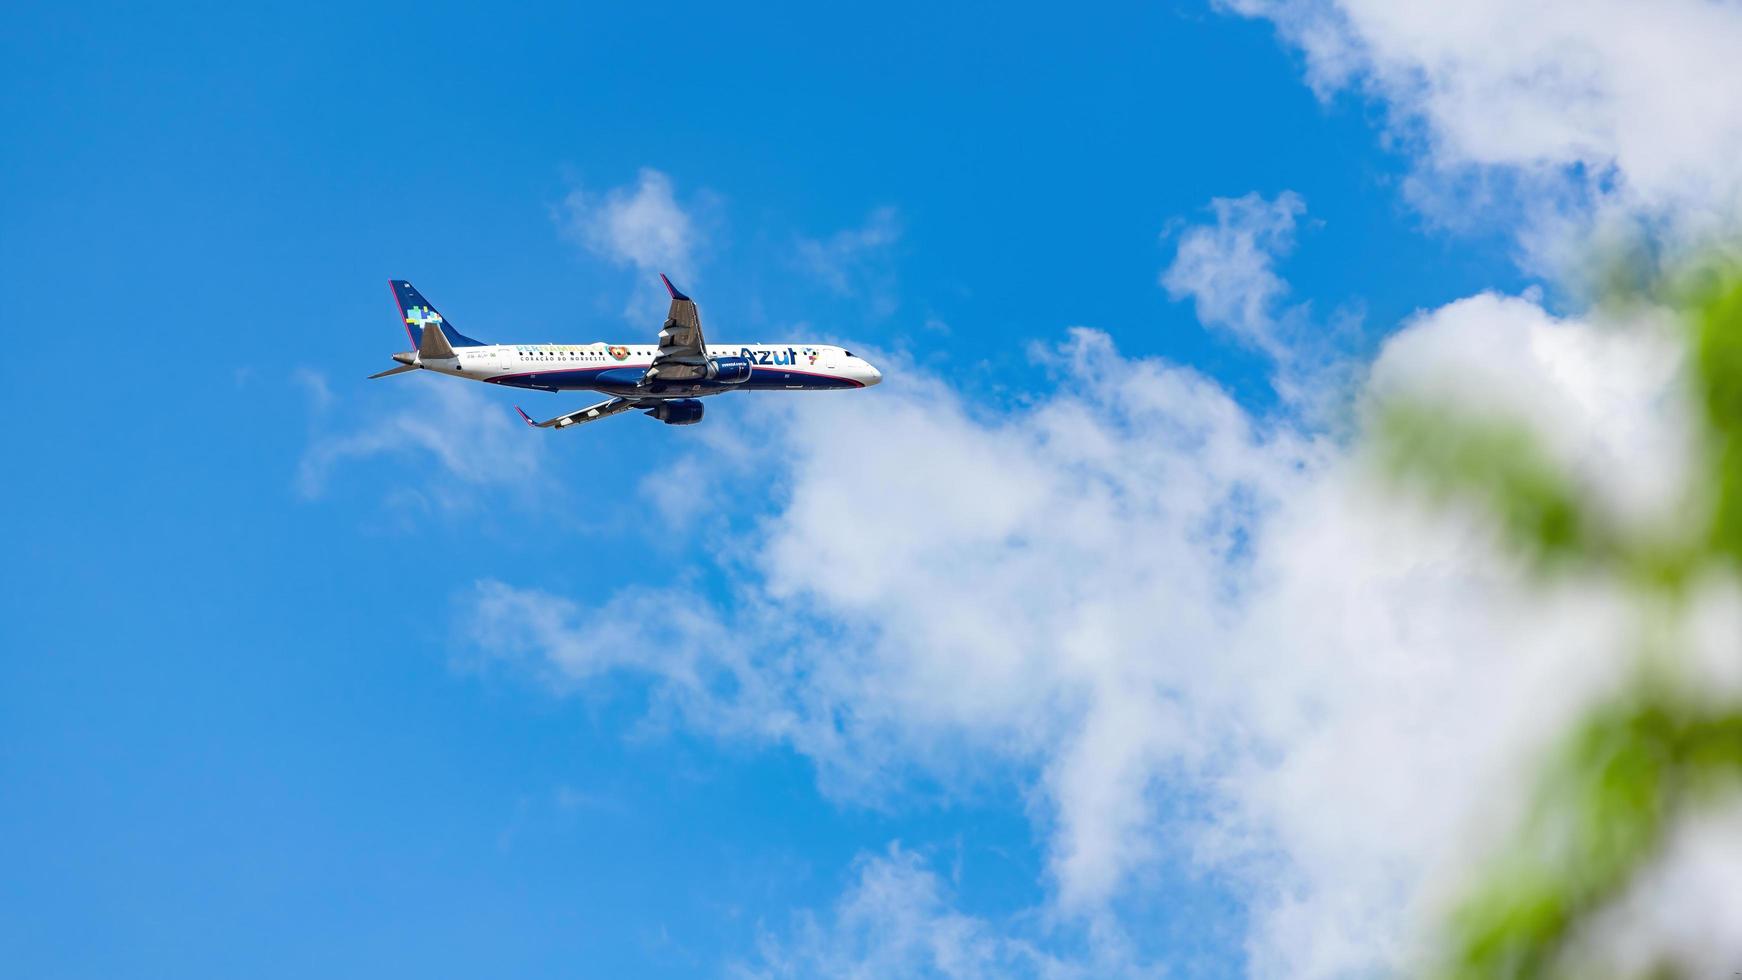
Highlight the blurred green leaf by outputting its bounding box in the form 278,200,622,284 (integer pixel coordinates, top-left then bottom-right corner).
1378,258,1742,979
1439,688,1742,979
1692,277,1742,564
1376,401,1608,570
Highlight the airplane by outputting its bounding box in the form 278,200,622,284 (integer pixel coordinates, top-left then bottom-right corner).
368,275,882,430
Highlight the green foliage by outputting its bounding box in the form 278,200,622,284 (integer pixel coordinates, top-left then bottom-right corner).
1692,275,1742,565
1442,690,1742,979
1375,403,1608,570
1373,264,1742,978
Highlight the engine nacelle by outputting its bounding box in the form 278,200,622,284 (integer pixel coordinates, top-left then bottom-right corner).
646,399,705,425
705,355,753,384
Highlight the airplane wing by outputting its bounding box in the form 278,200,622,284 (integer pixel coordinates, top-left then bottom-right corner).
646,274,710,383
516,397,642,430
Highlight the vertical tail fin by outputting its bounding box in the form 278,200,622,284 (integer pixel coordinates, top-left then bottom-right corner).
388,280,488,348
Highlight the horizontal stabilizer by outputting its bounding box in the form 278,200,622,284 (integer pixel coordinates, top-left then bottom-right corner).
367,363,419,380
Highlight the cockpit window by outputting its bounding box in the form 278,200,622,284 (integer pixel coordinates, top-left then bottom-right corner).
844,351,854,357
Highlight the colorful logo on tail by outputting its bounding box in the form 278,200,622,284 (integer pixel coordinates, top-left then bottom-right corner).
405,306,443,329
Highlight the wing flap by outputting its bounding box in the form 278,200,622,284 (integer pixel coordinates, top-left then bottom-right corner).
515,397,641,430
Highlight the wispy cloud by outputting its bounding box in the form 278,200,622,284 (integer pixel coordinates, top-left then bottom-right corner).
296,372,541,509
290,366,335,414
1161,191,1362,414
734,845,1016,980
795,206,902,317
557,168,709,319
733,844,1157,979
1162,190,1306,357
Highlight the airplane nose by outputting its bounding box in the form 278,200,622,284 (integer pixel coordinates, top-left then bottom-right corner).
864,363,883,386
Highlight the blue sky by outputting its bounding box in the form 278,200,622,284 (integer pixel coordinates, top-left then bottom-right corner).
0,2,1584,977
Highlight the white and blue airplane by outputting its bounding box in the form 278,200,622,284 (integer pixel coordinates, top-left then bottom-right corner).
369,275,882,429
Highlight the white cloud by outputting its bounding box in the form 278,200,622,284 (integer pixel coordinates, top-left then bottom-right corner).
559,168,705,320
465,284,1719,974
1220,0,1742,266
561,168,697,275
1367,291,1694,529
1162,191,1306,355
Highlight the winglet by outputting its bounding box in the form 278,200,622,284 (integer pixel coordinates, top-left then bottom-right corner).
659,273,690,302
515,406,536,427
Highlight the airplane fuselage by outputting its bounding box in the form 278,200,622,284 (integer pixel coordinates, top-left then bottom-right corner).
375,277,882,430
411,342,880,397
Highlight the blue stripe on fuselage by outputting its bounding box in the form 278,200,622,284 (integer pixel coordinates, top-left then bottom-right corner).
485,366,861,392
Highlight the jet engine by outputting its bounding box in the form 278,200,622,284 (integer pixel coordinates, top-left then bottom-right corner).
646,399,705,425
705,355,753,384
